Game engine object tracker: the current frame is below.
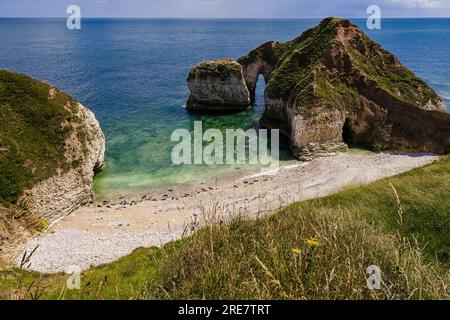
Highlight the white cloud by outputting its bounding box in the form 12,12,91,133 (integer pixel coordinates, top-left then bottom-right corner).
391,0,443,8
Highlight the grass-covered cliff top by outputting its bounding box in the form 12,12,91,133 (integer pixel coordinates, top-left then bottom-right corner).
1,157,449,300
266,18,341,104
188,59,243,81
0,70,82,206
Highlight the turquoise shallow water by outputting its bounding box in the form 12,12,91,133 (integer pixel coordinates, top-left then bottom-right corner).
0,18,449,197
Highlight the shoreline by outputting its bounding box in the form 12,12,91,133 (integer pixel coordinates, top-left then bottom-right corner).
19,152,439,273
91,149,374,202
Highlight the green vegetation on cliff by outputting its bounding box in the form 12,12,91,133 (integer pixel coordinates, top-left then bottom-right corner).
188,60,243,81
1,157,449,300
346,40,438,107
0,70,84,206
244,18,443,115
267,19,340,102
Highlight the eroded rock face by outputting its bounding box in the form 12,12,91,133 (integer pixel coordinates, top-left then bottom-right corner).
0,70,105,222
187,18,450,159
17,102,105,221
238,41,277,103
187,60,251,112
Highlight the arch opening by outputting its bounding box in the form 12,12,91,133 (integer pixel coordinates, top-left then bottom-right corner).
342,117,356,147
253,74,267,115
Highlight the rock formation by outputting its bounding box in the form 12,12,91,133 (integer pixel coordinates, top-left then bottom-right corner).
187,60,251,112
0,70,105,223
0,205,36,266
187,18,450,160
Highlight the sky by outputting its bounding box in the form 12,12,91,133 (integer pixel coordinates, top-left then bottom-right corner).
0,0,449,18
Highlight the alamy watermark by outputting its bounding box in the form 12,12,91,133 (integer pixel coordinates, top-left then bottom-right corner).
366,265,382,290
367,5,382,30
65,265,81,290
171,121,279,170
66,5,81,30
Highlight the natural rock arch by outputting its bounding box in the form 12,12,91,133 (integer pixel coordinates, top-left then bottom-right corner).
186,18,450,160
237,41,277,103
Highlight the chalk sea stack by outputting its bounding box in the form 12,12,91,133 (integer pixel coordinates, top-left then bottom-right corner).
187,59,251,112
187,18,450,160
0,70,105,222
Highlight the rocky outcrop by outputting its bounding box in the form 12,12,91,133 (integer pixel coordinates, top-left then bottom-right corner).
17,101,105,221
0,70,105,223
187,60,251,112
187,18,450,159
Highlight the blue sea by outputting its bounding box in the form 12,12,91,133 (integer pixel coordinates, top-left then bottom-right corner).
0,18,449,197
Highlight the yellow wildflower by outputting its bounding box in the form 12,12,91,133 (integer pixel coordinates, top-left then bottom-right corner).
292,248,301,255
305,238,320,247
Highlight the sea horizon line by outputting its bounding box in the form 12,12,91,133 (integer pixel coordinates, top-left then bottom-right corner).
1,16,449,20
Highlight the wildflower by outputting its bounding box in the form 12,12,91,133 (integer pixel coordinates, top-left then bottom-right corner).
305,238,320,247
292,248,301,255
